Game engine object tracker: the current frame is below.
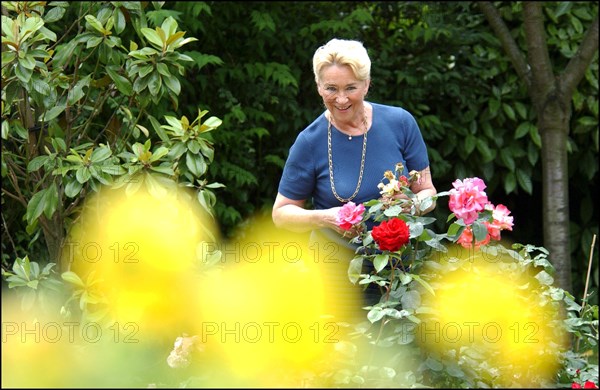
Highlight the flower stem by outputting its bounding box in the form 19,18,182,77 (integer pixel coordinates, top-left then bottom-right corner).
580,234,597,313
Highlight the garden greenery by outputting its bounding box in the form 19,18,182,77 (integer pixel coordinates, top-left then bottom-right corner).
317,166,599,388
1,1,597,388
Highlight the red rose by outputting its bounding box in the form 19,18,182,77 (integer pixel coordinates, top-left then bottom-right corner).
371,218,410,252
572,382,599,389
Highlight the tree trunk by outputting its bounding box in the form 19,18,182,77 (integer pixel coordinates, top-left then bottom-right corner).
479,1,598,294
539,100,572,292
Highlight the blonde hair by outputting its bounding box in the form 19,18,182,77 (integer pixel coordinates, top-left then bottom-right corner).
312,38,371,84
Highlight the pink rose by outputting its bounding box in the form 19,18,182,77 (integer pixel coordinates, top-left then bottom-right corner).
490,203,514,231
448,177,489,225
336,202,365,231
484,203,514,241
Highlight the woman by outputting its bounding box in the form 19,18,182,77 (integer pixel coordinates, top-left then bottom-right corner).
272,38,437,321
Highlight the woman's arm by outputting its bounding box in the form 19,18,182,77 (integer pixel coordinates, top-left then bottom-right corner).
272,193,342,233
409,166,437,215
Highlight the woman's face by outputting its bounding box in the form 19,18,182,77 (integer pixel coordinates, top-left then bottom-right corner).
318,64,369,120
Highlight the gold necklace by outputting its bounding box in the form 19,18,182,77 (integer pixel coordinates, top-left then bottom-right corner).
327,115,368,203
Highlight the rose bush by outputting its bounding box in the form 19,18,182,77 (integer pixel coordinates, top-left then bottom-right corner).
321,163,599,389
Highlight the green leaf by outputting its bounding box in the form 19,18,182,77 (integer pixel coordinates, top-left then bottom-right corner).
161,16,178,38
133,73,151,93
141,27,164,49
373,254,389,273
21,16,45,42
32,78,51,96
144,172,167,198
424,357,444,371
516,169,533,194
527,142,539,165
61,271,85,288
472,221,488,241
347,256,363,284
514,101,527,119
85,15,106,34
201,116,223,132
86,36,103,49
43,182,59,219
529,126,542,147
65,179,84,198
113,8,126,34
76,166,92,183
502,103,516,120
399,272,413,285
367,307,386,323
187,140,200,154
26,280,39,289
2,120,9,139
411,275,435,296
149,146,169,162
148,115,171,144
514,122,531,139
162,73,181,95
39,104,66,122
18,54,36,70
7,278,28,288
27,156,49,172
186,152,206,177
26,188,49,225
476,139,495,162
535,270,554,286
106,66,133,96
446,222,463,239
504,172,517,194
90,146,112,163
67,79,87,105
147,71,162,96
15,63,34,83
400,289,420,309
156,62,170,77
150,165,174,176
499,148,515,171
464,134,476,155
14,256,32,280
488,98,500,115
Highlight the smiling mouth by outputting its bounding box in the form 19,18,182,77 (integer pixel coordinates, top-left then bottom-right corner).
336,105,350,110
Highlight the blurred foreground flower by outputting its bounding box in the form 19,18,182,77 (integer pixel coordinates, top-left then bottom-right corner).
167,334,203,369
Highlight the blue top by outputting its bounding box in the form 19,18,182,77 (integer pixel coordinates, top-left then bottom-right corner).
277,102,430,210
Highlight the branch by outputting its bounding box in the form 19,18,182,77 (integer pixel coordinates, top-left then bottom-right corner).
1,187,28,208
523,2,555,98
478,2,532,89
561,13,599,99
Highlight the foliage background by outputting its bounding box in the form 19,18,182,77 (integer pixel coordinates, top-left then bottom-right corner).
166,1,598,302
1,2,598,302
1,1,598,388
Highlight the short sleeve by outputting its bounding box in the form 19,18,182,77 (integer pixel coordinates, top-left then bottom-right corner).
277,133,315,200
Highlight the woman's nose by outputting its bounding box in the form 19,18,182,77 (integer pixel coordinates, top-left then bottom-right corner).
335,93,349,102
